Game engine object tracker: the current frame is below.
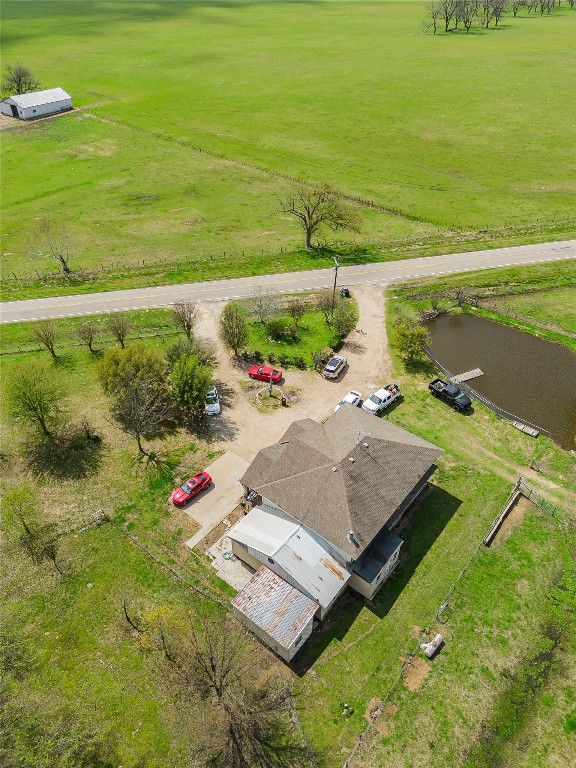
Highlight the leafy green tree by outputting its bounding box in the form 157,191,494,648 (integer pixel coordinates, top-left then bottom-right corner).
219,304,248,356
97,343,165,396
1,61,40,95
171,355,213,427
330,298,357,340
7,361,65,437
394,313,431,362
279,184,361,249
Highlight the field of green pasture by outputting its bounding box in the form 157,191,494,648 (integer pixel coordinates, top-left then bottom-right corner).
2,0,575,286
1,296,575,766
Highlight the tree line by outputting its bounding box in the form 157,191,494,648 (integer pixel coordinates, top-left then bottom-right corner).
424,0,573,33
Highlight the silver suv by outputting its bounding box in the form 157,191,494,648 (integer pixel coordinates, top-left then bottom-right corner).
323,355,347,379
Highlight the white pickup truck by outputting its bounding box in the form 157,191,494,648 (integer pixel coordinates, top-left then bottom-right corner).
361,384,401,415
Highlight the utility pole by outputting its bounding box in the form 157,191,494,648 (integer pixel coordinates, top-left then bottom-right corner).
331,256,339,313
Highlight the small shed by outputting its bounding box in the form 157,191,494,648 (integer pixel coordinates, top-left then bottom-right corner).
231,566,318,662
0,88,72,120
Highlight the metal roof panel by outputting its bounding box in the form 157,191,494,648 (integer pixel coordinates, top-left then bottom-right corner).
232,566,318,648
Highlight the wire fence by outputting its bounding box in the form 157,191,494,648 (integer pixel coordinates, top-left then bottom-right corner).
343,477,569,768
423,349,550,438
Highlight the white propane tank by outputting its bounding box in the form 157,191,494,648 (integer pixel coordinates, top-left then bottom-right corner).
420,633,444,658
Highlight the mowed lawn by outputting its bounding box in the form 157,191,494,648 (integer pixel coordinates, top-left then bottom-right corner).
2,0,575,277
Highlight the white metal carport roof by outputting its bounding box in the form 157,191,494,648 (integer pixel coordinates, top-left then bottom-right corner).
5,88,71,108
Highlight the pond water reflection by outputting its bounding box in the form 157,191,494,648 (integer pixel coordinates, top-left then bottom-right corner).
427,314,576,450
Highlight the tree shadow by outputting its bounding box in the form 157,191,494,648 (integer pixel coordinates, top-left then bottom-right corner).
291,484,461,673
402,356,438,378
340,338,366,355
22,422,104,481
52,352,76,371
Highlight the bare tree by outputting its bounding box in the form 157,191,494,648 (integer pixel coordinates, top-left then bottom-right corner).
286,297,307,333
491,0,508,24
456,0,480,31
112,380,170,455
2,487,63,574
219,304,249,357
1,62,40,95
130,613,313,768
28,217,73,275
249,286,277,326
75,320,99,353
171,300,199,340
510,0,525,15
316,290,335,323
106,313,131,349
279,185,361,249
32,319,59,359
424,1,443,31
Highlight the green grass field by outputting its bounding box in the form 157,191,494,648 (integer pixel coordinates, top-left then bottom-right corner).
2,1,575,289
1,297,575,766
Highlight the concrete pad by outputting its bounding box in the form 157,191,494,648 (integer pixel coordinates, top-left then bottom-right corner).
208,533,256,592
184,451,249,549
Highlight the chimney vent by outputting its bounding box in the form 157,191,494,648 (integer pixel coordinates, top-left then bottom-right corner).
362,442,369,448
349,457,355,463
332,466,337,472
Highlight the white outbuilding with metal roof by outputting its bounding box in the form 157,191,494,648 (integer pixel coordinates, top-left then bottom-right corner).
0,88,72,120
229,504,350,618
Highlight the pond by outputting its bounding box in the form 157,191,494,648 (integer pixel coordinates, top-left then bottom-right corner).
427,314,576,450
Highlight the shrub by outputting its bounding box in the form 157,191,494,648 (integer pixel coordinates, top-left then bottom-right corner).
253,350,264,363
267,317,291,340
268,352,276,364
293,356,307,369
278,353,292,367
312,347,333,371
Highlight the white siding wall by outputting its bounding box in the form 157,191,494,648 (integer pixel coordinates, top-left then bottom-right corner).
349,543,402,599
22,98,72,119
231,605,313,663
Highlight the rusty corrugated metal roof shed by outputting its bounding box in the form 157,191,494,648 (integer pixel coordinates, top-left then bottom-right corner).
232,566,318,649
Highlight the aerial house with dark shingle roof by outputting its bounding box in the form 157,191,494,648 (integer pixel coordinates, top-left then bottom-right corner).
228,406,442,658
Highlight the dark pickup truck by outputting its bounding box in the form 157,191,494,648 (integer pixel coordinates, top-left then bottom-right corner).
429,378,472,412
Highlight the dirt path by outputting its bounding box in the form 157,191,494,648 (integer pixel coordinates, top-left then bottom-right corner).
195,285,391,462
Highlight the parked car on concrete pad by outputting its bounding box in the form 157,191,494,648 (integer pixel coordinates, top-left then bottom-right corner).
361,384,401,415
247,365,283,383
170,471,212,506
323,355,347,379
205,386,221,416
334,390,362,413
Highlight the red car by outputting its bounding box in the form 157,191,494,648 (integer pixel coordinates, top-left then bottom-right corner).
170,471,212,506
247,365,283,383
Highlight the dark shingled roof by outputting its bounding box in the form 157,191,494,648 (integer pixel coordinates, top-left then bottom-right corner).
241,406,442,558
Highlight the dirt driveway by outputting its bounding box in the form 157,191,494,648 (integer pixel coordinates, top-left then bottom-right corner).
194,284,391,463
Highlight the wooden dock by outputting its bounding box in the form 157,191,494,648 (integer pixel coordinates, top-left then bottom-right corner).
512,421,539,438
450,368,484,384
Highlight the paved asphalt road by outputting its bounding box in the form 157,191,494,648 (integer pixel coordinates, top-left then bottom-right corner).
1,240,574,324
